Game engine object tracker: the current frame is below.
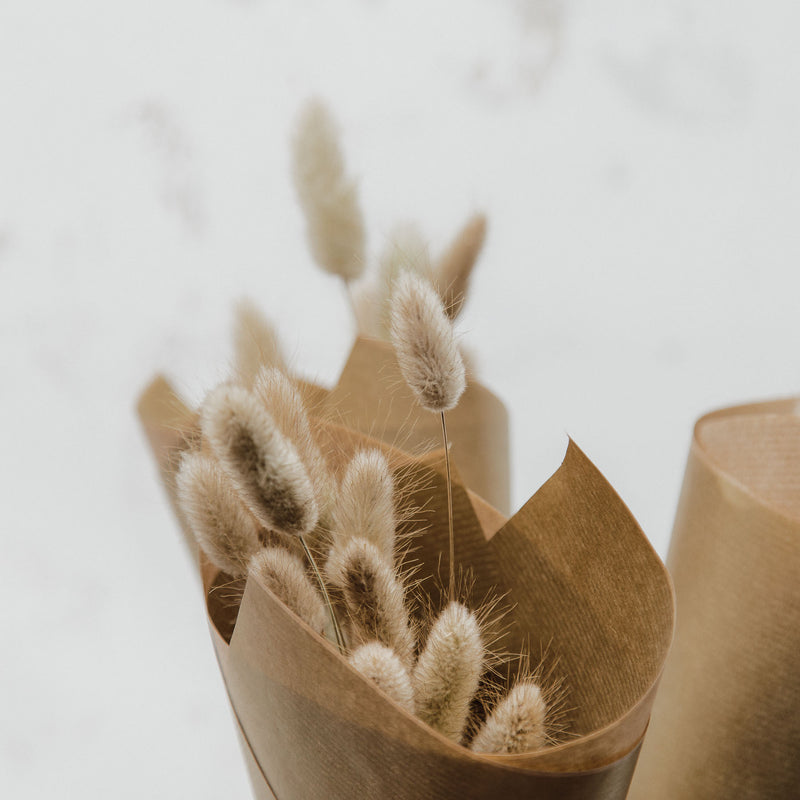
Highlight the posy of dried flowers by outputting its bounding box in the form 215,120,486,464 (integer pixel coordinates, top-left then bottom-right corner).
138,99,674,800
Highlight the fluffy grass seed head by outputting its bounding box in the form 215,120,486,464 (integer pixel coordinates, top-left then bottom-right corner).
254,367,335,524
372,223,433,338
232,299,285,387
349,642,415,714
436,212,487,320
389,271,466,413
175,452,262,577
470,680,548,754
413,601,484,743
326,537,415,666
292,98,365,282
331,449,395,560
201,384,319,538
248,547,328,635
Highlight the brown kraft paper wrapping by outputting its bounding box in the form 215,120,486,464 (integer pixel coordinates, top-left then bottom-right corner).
138,340,674,800
630,398,800,799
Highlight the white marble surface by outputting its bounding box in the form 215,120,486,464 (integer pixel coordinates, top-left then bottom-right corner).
3,1,799,796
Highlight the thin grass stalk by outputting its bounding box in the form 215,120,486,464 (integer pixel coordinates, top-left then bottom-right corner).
441,411,455,601
341,278,359,328
300,534,345,653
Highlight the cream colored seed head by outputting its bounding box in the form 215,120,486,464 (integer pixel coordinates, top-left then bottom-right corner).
331,449,395,560
470,680,548,754
413,601,484,743
253,367,335,524
436,212,487,320
292,98,365,282
374,223,433,338
201,383,319,538
326,537,415,667
248,547,327,635
389,271,466,413
349,642,415,714
232,299,285,388
175,452,261,577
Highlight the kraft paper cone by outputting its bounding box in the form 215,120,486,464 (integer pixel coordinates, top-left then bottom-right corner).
138,369,673,800
630,398,800,799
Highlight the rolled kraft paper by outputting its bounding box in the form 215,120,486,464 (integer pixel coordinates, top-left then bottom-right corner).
197,433,671,799
322,337,511,515
630,399,800,799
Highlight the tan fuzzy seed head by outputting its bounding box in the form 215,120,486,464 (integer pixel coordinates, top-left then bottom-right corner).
436,212,487,320
349,642,415,714
413,601,484,742
331,449,395,559
201,384,319,537
470,680,548,754
292,98,365,281
253,367,335,524
389,271,466,412
232,299,285,387
175,452,261,577
248,547,327,635
326,537,414,666
374,223,433,338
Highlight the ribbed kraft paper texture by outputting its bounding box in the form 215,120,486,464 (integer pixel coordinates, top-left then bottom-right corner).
630,398,800,799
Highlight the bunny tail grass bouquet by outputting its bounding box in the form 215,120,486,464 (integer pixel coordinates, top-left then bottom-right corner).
138,100,674,800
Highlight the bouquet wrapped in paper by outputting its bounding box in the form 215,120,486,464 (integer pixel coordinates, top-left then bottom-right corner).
139,341,674,800
138,100,682,799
